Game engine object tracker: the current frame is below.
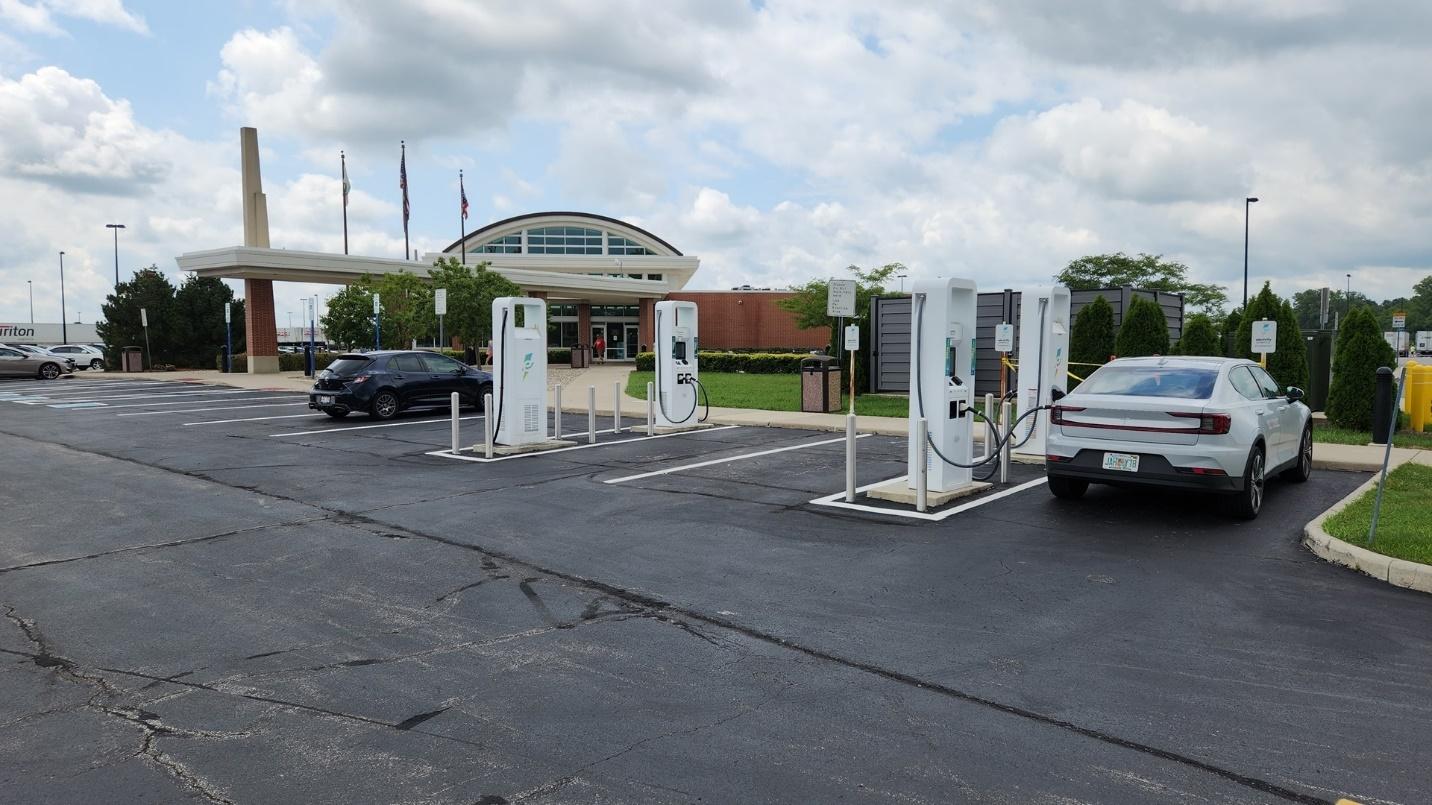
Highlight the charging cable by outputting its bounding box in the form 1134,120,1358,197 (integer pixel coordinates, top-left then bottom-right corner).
491,307,508,440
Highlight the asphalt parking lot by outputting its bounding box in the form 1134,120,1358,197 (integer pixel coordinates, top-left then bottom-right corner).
3,376,1430,804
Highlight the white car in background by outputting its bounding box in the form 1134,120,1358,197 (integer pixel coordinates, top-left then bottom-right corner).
1044,356,1312,519
48,344,106,370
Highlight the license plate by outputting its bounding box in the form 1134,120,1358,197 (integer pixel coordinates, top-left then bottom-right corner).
318,395,333,405
1102,452,1140,472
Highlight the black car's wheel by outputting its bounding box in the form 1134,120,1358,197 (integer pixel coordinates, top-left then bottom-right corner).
1048,475,1088,500
1226,445,1266,520
1281,425,1313,483
325,410,350,419
369,390,400,420
38,362,61,380
476,383,493,412
90,359,105,370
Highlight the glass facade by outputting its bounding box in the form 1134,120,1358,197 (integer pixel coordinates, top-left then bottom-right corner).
474,227,659,257
478,234,521,253
609,236,653,255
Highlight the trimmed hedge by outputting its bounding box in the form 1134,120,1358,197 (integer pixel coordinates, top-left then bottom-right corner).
1326,307,1399,430
633,351,811,373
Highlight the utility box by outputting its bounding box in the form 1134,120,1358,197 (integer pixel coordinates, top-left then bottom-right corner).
1303,329,1335,412
121,346,144,372
571,344,591,369
800,354,841,413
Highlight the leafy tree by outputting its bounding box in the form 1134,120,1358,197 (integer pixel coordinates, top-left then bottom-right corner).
427,257,521,350
372,270,435,349
1173,313,1220,356
1221,306,1243,357
173,277,244,367
97,267,179,368
1113,295,1170,357
1055,252,1227,314
778,262,899,350
1234,283,1308,390
1068,294,1116,388
1290,288,1375,330
1327,307,1398,429
322,280,380,350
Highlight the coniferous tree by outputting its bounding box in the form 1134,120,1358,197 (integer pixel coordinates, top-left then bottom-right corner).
1069,294,1116,388
1327,307,1398,429
1114,296,1170,357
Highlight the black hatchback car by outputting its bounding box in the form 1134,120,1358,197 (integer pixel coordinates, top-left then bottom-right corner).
309,351,493,420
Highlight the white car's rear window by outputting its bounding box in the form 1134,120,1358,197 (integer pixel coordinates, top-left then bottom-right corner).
1078,366,1218,399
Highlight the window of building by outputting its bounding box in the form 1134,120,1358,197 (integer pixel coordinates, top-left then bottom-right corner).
646,273,664,281
478,234,521,253
528,226,602,254
546,320,579,347
608,235,653,255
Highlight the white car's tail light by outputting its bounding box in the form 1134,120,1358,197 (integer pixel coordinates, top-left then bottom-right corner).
1168,411,1232,435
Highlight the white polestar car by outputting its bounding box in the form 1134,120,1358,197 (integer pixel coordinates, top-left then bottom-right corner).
1044,356,1312,519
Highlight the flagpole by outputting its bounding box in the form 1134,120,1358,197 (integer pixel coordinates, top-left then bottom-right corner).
400,140,410,260
459,169,466,264
341,150,349,255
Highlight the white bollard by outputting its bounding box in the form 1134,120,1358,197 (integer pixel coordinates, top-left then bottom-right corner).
613,381,623,434
450,392,460,455
916,417,928,513
981,392,995,462
845,413,857,503
554,383,562,439
646,382,655,436
999,399,1012,484
484,392,494,459
587,385,597,444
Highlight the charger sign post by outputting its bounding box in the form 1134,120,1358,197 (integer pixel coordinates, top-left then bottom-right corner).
828,278,856,364
1252,319,1277,368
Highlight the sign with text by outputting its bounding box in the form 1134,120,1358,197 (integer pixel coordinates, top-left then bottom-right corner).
1251,319,1277,353
140,308,148,328
994,323,1014,352
224,302,231,324
1392,311,1406,329
373,294,381,315
434,288,447,316
827,279,856,318
844,324,860,351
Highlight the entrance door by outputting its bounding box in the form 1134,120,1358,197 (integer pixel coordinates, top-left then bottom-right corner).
625,325,639,359
607,324,626,360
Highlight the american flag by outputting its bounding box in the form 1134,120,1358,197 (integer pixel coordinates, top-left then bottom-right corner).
460,171,469,220
399,142,410,229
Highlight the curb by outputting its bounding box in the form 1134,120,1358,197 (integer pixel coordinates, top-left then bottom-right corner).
1303,472,1432,595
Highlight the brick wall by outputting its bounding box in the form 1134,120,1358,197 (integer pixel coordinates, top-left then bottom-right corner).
244,279,277,357
665,291,828,351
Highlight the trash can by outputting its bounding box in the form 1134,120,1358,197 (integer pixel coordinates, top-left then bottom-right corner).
219,344,230,373
800,354,841,413
463,346,477,366
121,346,144,372
571,344,592,369
1372,367,1396,444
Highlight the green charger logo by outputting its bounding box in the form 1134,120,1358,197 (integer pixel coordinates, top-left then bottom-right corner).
522,351,534,381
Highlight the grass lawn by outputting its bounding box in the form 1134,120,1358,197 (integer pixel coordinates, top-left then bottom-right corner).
1313,425,1432,450
626,371,910,417
1323,463,1432,565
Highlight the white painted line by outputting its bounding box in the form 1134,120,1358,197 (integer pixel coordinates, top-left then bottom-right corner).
808,476,1048,521
184,412,326,426
427,424,742,463
11,388,245,404
271,414,485,437
48,402,107,409
120,402,309,417
604,433,871,485
9,381,211,396
97,395,303,410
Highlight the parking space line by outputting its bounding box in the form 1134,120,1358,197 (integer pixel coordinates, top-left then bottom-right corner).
94,395,304,410
426,424,742,463
184,412,328,426
7,381,210,395
270,414,485,437
10,388,243,403
603,433,870,485
119,401,308,417
808,476,1047,521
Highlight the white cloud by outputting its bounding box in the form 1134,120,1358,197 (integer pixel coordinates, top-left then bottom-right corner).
0,0,145,36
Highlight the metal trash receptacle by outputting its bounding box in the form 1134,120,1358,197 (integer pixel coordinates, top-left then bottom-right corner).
121,346,144,372
800,354,841,413
571,344,591,369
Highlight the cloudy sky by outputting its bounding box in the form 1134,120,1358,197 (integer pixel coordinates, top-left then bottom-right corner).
2,0,1430,327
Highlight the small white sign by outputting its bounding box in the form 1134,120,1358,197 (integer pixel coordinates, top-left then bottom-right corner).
1392,311,1406,329
434,288,447,316
140,308,148,328
994,323,1014,353
827,279,857,318
372,294,381,315
1251,319,1277,353
844,324,860,351
223,302,230,324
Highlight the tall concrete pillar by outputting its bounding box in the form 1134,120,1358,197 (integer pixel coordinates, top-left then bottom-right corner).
240,127,280,374
577,302,592,347
638,297,657,354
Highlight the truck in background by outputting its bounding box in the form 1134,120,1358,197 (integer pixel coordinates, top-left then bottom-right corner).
1417,330,1432,356
1385,331,1411,356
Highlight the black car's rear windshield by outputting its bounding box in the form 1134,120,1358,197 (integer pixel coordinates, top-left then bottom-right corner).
326,357,372,376
1078,366,1219,399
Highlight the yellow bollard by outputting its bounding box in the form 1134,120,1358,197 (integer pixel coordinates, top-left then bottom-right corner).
1403,360,1429,432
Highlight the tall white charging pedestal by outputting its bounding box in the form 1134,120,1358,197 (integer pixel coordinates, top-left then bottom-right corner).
906,278,979,493
492,296,548,446
1012,286,1071,458
653,300,700,428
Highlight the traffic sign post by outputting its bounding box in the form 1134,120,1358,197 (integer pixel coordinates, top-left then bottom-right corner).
140,307,151,370
435,288,447,348
828,278,856,367
844,324,860,415
1251,319,1277,368
373,293,381,351
223,302,232,373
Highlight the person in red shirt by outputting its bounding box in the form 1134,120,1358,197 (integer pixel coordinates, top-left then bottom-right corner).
594,334,606,364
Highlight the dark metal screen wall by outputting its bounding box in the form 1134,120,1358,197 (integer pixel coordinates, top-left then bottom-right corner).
870,286,1186,396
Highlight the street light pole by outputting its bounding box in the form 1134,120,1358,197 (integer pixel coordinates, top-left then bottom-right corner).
105,223,126,288
1242,197,1258,309
27,280,33,323
1346,273,1352,323
59,252,68,345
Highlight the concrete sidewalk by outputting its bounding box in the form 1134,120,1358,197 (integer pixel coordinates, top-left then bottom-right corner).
77,367,1422,471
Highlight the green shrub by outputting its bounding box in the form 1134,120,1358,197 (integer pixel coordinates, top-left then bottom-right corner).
1069,295,1116,388
1327,307,1398,429
1232,283,1308,390
1221,306,1243,357
633,351,810,373
1114,296,1170,357
547,348,570,364
1174,313,1221,356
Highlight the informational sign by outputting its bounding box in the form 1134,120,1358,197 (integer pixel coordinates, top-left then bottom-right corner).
140,308,148,328
994,323,1014,353
1251,319,1277,353
844,324,860,351
827,279,856,318
434,288,447,317
1392,311,1406,329
372,294,381,315
1319,287,1330,327
224,302,231,324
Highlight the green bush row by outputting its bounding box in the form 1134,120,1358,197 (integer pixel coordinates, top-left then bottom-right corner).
632,351,813,373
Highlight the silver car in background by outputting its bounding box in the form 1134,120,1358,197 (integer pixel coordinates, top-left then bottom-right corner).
0,345,74,380
1044,356,1312,519
1,343,77,373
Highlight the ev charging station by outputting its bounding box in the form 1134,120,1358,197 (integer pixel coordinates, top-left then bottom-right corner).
653,300,704,429
906,277,980,494
1012,286,1071,458
491,296,549,447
